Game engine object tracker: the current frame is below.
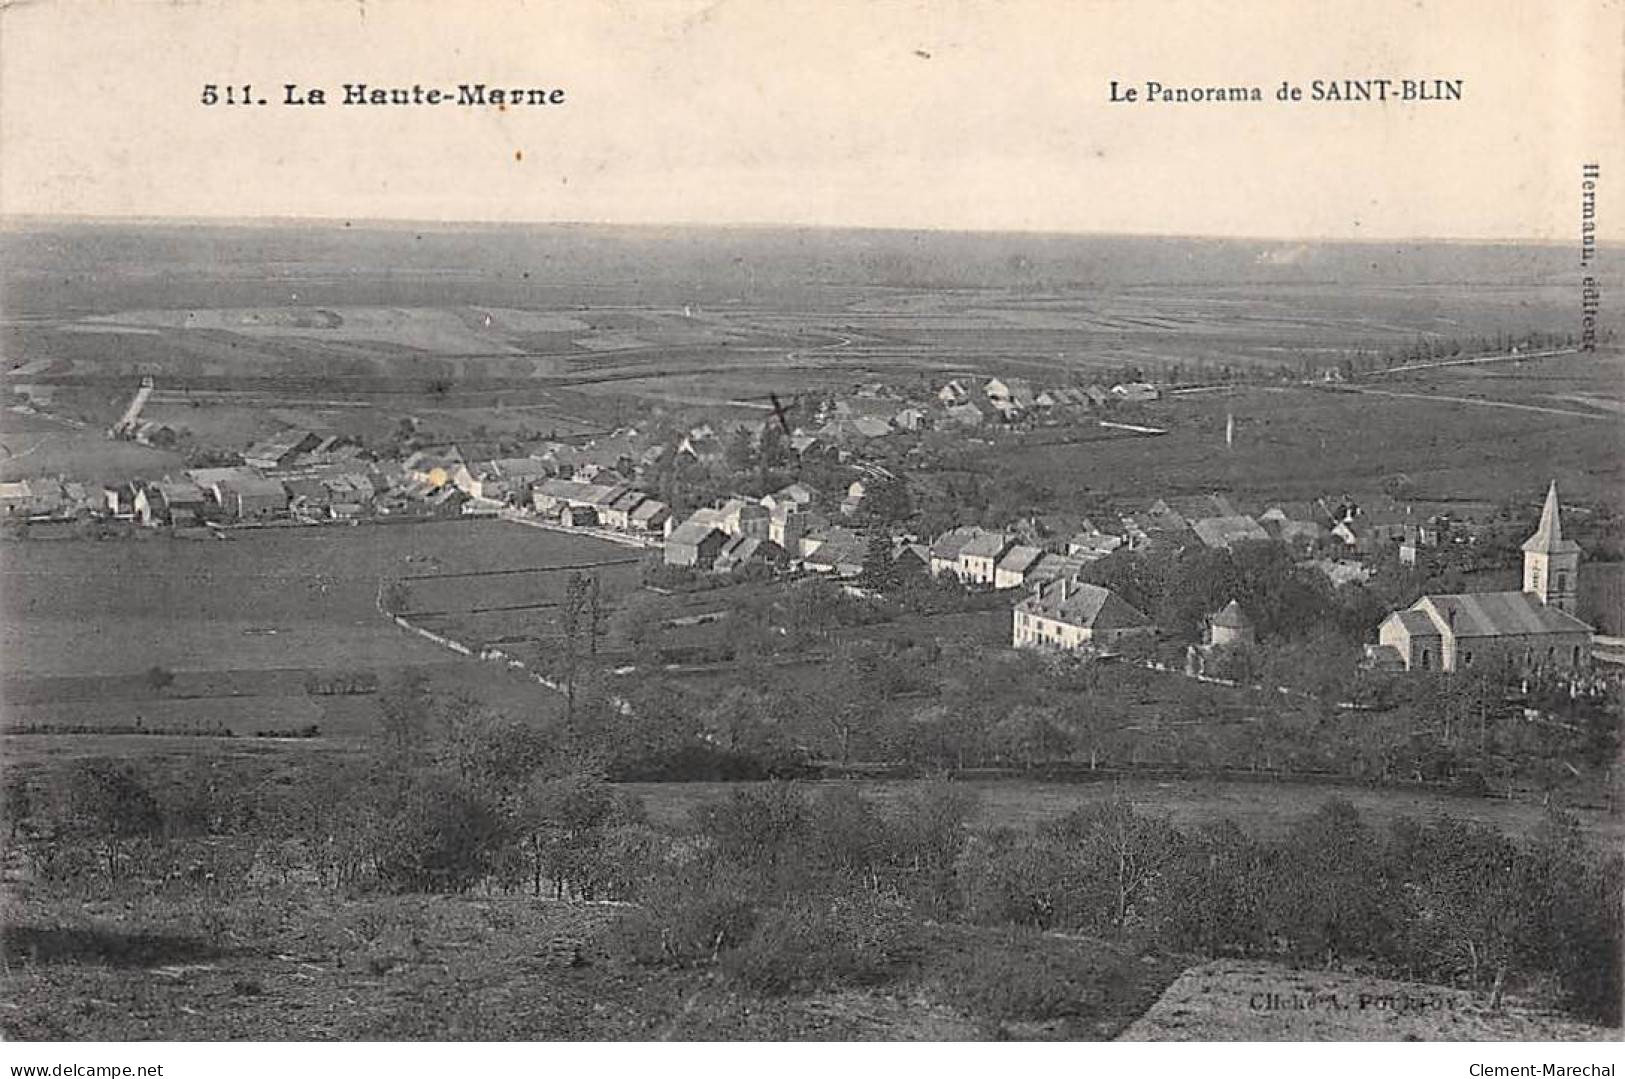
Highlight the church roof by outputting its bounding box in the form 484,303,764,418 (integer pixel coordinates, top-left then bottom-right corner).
1416,591,1592,638
1522,481,1581,555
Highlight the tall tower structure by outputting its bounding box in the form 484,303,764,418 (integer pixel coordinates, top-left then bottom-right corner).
1522,481,1581,613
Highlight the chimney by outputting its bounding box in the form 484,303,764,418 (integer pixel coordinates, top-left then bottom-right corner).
1059,578,1068,602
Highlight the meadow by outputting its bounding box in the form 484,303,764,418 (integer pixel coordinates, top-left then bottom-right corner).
0,520,640,738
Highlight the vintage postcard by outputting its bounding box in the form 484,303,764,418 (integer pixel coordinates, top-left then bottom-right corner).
0,0,1621,1066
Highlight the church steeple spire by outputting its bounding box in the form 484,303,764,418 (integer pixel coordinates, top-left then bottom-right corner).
1522,481,1580,612
1522,481,1578,555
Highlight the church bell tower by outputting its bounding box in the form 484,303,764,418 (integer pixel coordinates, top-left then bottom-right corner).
1522,481,1581,613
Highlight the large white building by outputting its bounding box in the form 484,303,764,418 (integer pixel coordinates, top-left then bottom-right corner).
1012,579,1155,651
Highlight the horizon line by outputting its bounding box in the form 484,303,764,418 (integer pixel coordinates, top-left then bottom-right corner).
0,211,1609,248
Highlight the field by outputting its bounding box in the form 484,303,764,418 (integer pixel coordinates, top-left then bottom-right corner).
622,776,1624,848
5,224,1619,454
975,358,1625,510
0,891,1182,1041
0,520,641,739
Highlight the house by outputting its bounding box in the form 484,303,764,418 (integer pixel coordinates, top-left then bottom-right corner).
819,415,892,443
714,535,786,574
1083,384,1110,408
788,432,823,456
1028,552,1088,584
993,544,1045,589
1013,579,1155,651
802,531,866,577
1260,502,1327,549
1151,494,1240,525
1372,483,1592,673
984,377,1036,410
1066,531,1124,561
937,379,970,405
403,446,470,491
284,477,333,516
561,504,599,528
629,499,671,534
664,518,727,569
676,432,723,463
893,407,927,432
958,531,1013,586
893,541,930,576
600,488,648,530
1191,515,1271,550
217,475,288,519
2,480,34,519
717,497,770,539
761,482,817,513
244,429,322,471
841,480,867,517
1111,382,1160,402
943,402,986,429
929,526,980,577
478,457,552,503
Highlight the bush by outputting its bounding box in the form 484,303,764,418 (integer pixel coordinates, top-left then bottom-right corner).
368,772,507,893
724,891,922,995
614,869,760,967
935,929,1137,1022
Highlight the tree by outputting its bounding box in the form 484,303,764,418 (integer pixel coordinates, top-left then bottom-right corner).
376,670,434,762
857,533,899,594
144,664,175,697
560,572,603,724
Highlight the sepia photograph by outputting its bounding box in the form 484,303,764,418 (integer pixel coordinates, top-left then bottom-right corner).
0,0,1621,1065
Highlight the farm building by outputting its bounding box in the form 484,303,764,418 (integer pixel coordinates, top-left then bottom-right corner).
716,497,770,539
665,519,727,569
761,482,817,513
943,401,986,429
1372,484,1592,673
560,504,599,528
993,544,1045,589
714,535,786,574
1013,579,1155,651
1067,530,1125,561
148,477,208,523
628,498,671,534
217,475,288,519
801,532,866,577
1191,514,1272,550
244,429,321,471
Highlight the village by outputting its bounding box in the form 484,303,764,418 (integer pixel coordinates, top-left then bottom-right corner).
2,368,1614,696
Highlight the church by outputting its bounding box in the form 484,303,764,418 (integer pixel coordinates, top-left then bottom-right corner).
1373,482,1593,673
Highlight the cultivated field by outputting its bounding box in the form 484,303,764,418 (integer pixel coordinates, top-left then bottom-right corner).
986,358,1625,509
0,520,641,738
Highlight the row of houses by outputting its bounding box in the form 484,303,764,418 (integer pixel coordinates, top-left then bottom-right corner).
531,478,671,534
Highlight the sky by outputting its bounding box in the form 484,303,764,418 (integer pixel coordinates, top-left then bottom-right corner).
2,0,1622,241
